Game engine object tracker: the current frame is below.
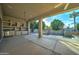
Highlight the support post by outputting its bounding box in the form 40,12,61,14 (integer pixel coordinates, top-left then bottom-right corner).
27,21,31,35
38,17,43,38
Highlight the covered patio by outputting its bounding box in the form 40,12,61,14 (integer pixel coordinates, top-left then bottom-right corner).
0,3,79,55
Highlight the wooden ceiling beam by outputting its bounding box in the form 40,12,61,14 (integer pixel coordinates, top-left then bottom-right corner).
54,3,64,8
64,3,70,10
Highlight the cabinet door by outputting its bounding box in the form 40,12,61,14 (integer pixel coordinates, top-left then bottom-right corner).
0,18,2,41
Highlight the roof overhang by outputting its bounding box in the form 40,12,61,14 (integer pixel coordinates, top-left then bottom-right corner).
1,3,79,21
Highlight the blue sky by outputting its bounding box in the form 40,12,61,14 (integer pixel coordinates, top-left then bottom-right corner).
43,9,79,28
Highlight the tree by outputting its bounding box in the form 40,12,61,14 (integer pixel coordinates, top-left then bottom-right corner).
70,11,79,31
33,21,38,29
77,23,79,30
33,20,46,30
42,21,46,30
51,19,64,30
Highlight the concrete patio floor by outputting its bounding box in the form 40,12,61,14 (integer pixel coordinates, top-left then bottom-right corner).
0,34,77,55
24,34,77,55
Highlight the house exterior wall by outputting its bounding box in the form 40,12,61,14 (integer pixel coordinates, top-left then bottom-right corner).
0,4,3,42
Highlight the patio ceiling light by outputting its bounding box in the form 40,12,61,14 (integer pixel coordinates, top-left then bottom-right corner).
23,11,26,20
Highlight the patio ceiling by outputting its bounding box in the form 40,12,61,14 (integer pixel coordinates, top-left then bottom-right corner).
1,3,79,21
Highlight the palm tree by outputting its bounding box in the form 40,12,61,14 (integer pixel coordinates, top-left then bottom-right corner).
70,11,79,32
